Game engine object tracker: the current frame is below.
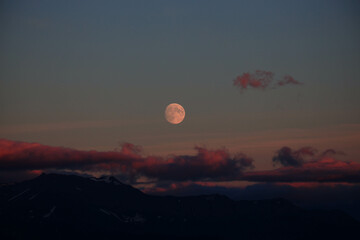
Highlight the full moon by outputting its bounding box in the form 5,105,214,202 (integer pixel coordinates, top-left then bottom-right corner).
165,103,185,124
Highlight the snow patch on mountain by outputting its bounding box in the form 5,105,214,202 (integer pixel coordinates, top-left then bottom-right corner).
29,193,39,200
99,208,145,223
8,188,30,201
43,206,56,218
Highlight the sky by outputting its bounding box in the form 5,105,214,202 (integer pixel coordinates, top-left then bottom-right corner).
1,0,360,214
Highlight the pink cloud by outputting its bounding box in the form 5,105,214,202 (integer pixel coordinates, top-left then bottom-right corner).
1,140,358,183
0,139,253,182
233,70,301,92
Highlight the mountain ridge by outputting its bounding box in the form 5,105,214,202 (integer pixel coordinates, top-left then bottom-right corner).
0,173,358,240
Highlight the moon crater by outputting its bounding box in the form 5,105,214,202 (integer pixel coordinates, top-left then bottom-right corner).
165,103,185,124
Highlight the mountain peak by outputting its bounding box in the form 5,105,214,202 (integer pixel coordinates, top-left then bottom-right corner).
90,175,124,185
34,173,125,186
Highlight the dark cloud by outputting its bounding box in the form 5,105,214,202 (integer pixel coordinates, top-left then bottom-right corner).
133,146,254,181
233,70,301,91
242,158,360,183
1,139,358,184
272,146,317,167
320,149,346,157
272,146,348,168
0,139,253,182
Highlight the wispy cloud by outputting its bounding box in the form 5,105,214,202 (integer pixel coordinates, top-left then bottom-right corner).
233,70,301,92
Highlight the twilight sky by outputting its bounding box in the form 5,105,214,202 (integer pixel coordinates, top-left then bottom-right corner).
1,0,360,181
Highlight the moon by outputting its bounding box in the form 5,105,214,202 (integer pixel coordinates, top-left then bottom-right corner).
165,103,185,124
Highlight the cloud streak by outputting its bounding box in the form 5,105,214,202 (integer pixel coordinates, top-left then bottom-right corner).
233,70,301,91
1,139,359,183
239,146,359,183
242,158,360,183
0,139,253,182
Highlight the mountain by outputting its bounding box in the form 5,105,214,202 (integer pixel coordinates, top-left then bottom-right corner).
0,173,358,240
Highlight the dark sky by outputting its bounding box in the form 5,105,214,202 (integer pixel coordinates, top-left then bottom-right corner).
1,0,360,191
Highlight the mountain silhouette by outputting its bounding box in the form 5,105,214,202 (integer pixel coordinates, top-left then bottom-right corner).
0,173,358,240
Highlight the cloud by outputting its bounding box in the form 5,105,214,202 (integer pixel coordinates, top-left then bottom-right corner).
277,75,302,86
233,70,301,91
320,149,346,157
1,140,358,184
0,139,137,171
241,158,360,183
239,146,359,183
272,146,347,167
233,70,274,90
0,139,253,182
132,146,253,181
272,146,317,167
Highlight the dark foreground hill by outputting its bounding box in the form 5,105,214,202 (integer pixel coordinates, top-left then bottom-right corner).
0,173,358,240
